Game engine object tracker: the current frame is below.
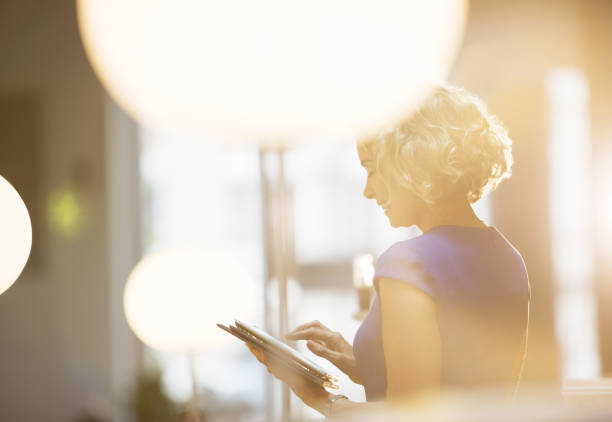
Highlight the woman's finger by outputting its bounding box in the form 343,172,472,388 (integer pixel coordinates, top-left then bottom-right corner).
245,344,265,364
265,355,303,385
285,327,335,343
246,345,294,382
306,340,343,365
286,320,329,336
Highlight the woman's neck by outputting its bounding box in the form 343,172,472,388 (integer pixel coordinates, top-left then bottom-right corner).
417,197,486,233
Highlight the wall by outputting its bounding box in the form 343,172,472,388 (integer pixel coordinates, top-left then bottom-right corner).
0,1,139,420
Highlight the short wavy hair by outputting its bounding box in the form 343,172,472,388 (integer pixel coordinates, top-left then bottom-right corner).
363,84,513,205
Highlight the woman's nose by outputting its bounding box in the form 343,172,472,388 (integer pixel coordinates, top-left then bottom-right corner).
363,183,375,200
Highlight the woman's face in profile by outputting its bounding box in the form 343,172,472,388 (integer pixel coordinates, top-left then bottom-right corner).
357,143,423,228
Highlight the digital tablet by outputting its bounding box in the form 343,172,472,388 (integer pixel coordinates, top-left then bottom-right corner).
217,321,339,389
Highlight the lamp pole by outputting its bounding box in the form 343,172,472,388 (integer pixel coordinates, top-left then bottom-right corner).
260,147,294,422
186,354,201,422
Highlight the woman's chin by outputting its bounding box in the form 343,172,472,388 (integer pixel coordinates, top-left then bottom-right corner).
385,209,403,228
387,214,415,229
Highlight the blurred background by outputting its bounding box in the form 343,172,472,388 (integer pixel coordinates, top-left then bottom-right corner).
1,0,612,421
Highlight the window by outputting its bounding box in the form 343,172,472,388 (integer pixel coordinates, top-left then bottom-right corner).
547,68,600,379
140,130,266,419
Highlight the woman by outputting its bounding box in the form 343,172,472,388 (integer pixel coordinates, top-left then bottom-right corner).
247,85,530,417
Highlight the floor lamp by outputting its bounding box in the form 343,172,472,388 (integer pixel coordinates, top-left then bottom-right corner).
123,250,256,422
260,148,294,421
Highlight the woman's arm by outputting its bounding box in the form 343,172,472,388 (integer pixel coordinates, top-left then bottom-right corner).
246,276,441,416
324,280,440,413
285,320,363,385
378,277,441,401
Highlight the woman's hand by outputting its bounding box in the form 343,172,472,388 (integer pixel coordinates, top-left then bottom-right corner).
245,344,331,415
286,321,363,385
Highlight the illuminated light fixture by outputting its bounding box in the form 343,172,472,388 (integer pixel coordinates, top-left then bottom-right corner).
352,253,375,320
77,0,467,143
0,175,32,295
123,248,256,353
47,188,85,237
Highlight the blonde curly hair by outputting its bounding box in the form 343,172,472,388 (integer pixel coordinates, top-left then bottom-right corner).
363,85,513,205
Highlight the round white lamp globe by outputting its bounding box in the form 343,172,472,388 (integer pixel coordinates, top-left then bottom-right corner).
123,249,257,353
77,0,467,143
0,175,32,295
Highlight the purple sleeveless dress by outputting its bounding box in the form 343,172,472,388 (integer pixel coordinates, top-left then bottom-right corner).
353,225,530,401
